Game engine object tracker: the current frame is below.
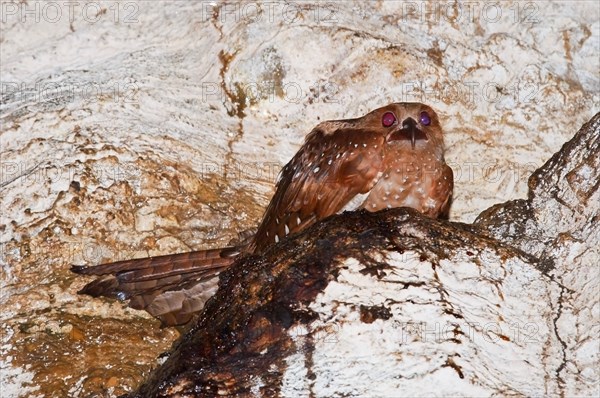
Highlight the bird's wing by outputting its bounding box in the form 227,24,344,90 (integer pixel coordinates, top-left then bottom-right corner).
435,163,454,219
253,125,386,252
72,249,236,326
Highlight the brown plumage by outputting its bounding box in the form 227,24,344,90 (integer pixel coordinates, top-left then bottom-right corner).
72,102,453,326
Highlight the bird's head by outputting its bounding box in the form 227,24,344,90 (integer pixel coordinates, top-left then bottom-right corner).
357,102,444,152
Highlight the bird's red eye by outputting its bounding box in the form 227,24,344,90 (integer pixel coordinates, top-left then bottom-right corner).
382,112,396,127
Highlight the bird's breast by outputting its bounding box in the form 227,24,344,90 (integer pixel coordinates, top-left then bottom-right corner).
360,152,448,217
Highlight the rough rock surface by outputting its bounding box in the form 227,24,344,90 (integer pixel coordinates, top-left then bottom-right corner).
476,113,600,396
1,1,599,397
130,114,599,397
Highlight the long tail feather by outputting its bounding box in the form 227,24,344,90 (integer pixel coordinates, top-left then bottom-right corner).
71,248,238,326
71,248,230,275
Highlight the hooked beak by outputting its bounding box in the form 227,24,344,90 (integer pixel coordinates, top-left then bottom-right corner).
386,117,428,149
